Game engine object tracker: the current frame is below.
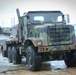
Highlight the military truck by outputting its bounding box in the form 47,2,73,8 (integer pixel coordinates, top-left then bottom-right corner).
5,9,76,71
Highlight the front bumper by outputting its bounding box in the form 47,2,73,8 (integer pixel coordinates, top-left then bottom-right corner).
38,45,69,53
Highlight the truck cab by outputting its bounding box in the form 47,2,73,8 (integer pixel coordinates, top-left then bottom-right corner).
6,9,76,71
22,11,75,49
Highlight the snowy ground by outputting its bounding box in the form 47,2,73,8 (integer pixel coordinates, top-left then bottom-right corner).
0,52,67,72
0,53,15,72
43,60,67,70
1,53,76,75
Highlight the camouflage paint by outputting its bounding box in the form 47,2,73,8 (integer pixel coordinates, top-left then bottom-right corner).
29,27,38,37
27,23,75,51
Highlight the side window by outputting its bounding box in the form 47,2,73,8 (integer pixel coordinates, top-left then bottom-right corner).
23,16,28,39
24,16,27,26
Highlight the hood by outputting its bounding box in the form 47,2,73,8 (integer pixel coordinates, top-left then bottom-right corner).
28,24,74,46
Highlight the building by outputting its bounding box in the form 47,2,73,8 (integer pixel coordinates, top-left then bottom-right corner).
0,27,10,51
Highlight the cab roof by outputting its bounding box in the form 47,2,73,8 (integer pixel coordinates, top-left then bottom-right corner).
28,11,63,14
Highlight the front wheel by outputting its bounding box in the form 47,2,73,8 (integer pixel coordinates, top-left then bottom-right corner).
26,46,42,71
64,50,76,67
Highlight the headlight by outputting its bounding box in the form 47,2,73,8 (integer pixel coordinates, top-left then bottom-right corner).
37,41,42,46
33,40,42,46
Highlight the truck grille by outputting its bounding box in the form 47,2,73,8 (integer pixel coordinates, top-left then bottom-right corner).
48,25,71,45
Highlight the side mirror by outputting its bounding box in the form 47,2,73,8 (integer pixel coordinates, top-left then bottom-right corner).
64,14,70,23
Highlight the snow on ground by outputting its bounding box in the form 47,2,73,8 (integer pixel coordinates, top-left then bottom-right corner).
0,53,18,66
0,52,67,72
50,60,67,70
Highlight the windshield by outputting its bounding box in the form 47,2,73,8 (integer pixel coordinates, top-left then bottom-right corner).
28,12,63,24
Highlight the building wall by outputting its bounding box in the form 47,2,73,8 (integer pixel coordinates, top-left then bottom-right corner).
0,34,10,46
10,25,18,38
0,25,18,47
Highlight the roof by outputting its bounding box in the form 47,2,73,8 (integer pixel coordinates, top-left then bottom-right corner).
28,11,63,14
0,32,10,35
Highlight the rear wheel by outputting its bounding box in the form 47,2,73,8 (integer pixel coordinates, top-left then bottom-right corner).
64,50,76,67
26,45,42,71
8,46,12,63
12,46,21,64
2,50,7,57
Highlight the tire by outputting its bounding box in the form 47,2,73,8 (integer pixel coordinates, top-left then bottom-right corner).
26,45,42,71
2,50,6,57
8,47,12,63
64,50,76,67
12,46,21,64
1,46,8,57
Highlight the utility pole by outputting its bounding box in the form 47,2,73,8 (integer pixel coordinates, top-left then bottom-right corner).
11,17,15,26
2,21,4,27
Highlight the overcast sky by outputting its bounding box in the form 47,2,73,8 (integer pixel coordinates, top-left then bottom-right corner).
0,0,76,27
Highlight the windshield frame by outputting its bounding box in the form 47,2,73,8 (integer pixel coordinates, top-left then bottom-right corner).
27,11,64,24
